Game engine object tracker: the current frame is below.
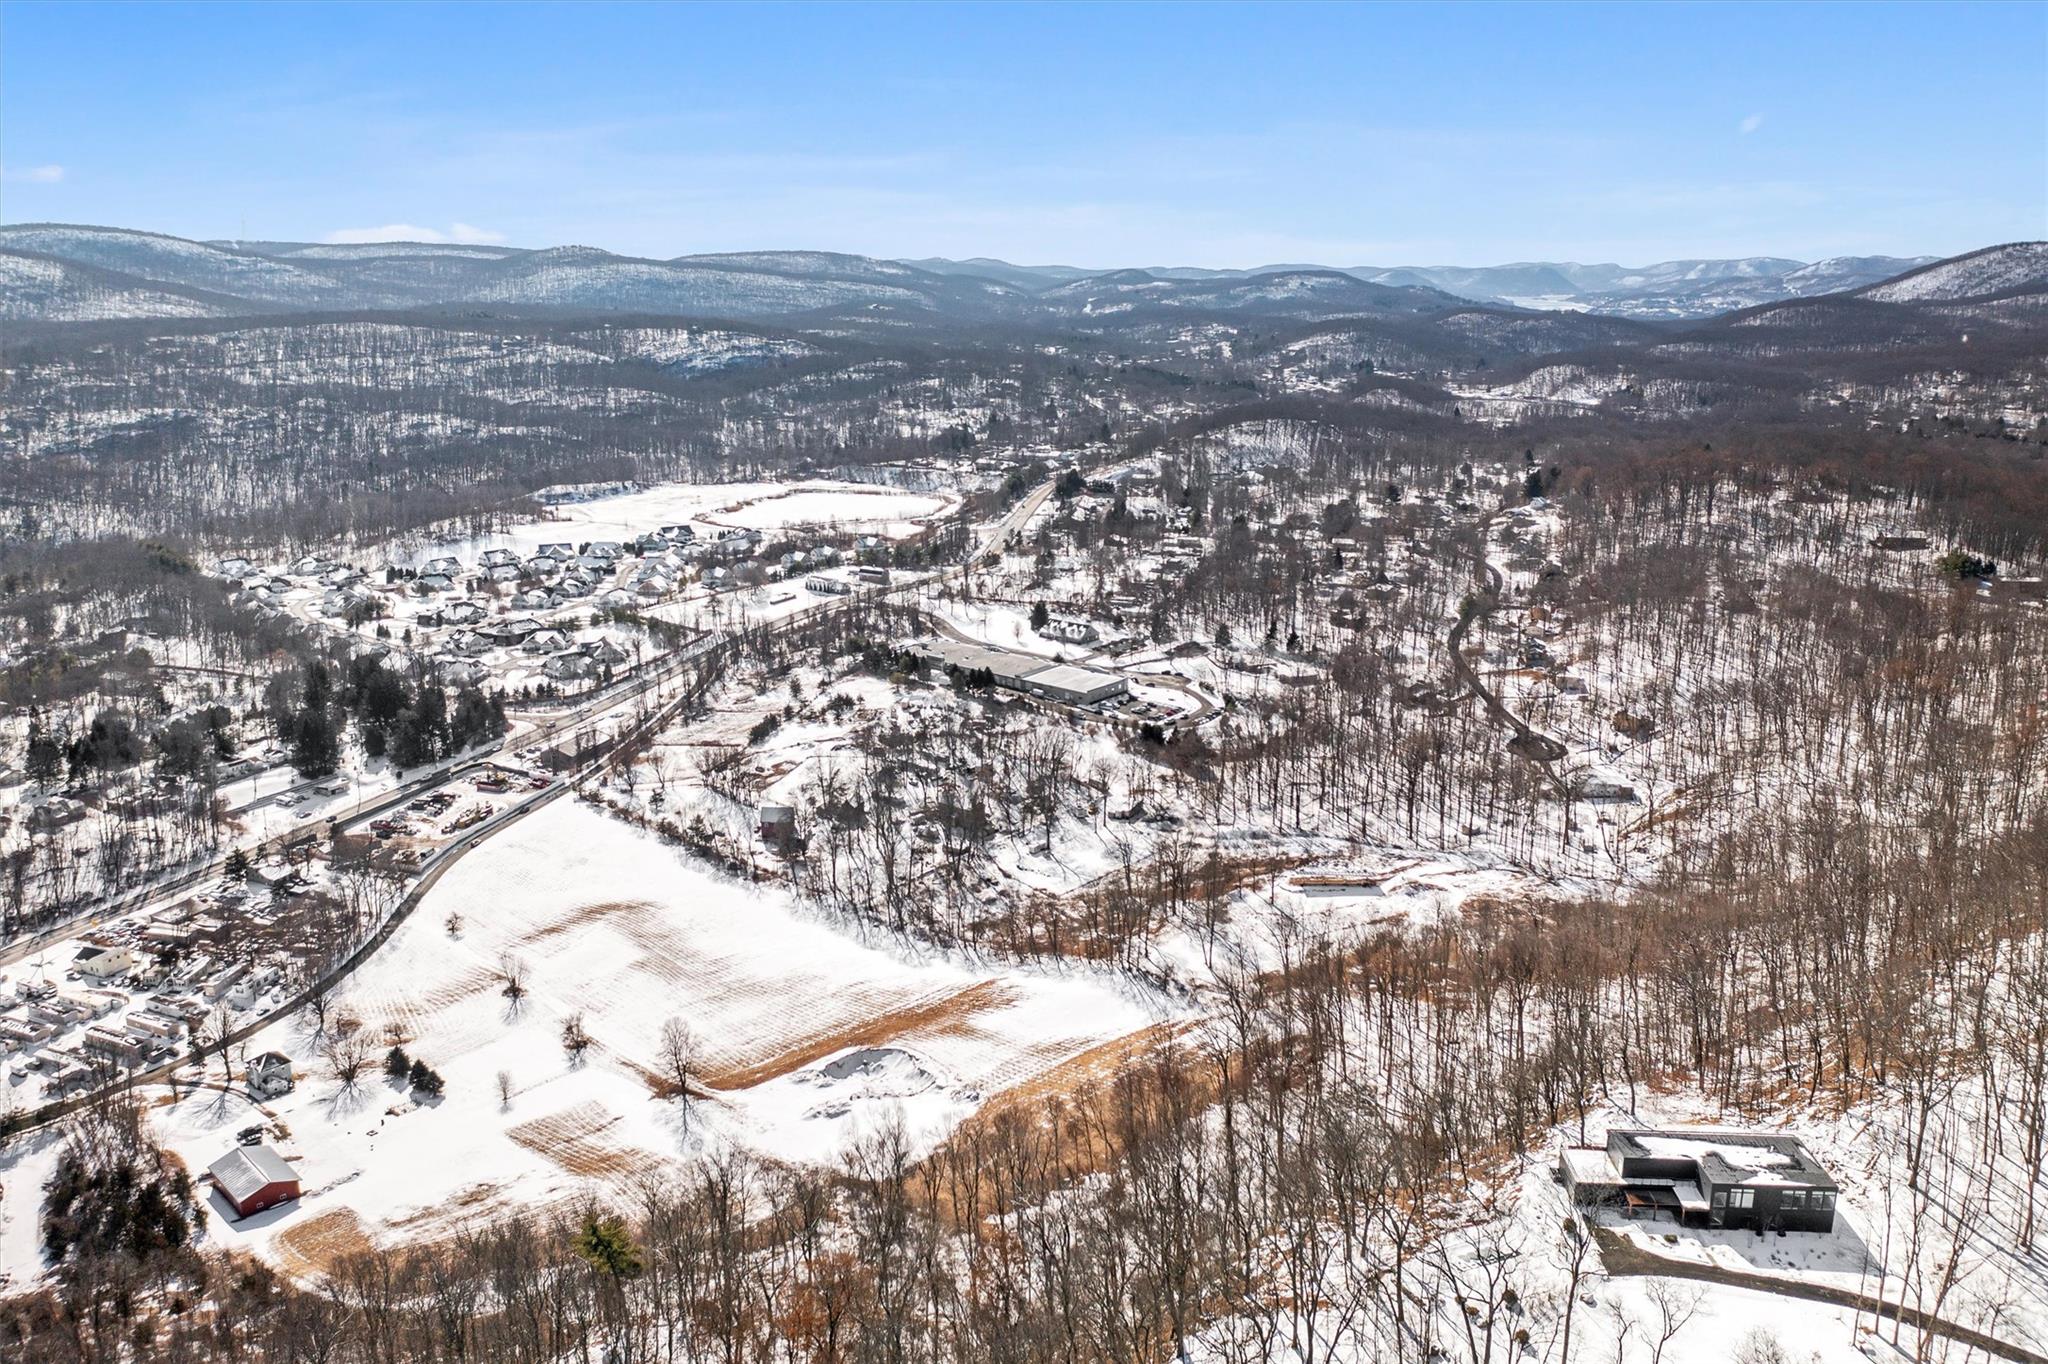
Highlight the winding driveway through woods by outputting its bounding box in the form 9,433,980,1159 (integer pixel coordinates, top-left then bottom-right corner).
1445,499,1572,799
1593,1225,2047,1364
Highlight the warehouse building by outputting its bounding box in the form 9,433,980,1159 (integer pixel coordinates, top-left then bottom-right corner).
1020,663,1127,706
907,639,1128,707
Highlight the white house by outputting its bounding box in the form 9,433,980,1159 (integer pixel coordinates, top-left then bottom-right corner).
523,629,568,654
544,651,595,681
246,1050,295,1099
73,944,136,981
1039,615,1098,645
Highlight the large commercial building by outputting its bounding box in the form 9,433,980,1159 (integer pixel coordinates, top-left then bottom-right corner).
908,639,1128,708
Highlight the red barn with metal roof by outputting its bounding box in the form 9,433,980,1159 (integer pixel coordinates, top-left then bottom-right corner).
206,1144,301,1219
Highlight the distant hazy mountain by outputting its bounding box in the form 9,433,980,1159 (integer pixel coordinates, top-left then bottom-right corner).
0,248,245,321
1036,267,1463,320
0,224,1029,321
0,222,372,308
3,223,2036,329
909,252,1947,319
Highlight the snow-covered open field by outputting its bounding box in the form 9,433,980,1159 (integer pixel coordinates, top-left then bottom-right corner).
396,480,957,567
40,798,1176,1278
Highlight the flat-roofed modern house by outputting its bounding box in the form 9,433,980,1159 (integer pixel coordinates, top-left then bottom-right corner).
1560,1127,1839,1233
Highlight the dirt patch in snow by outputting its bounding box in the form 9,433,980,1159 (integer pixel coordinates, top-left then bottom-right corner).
506,1100,662,1179
703,978,1020,1089
273,1206,374,1278
968,1019,1195,1129
519,898,656,945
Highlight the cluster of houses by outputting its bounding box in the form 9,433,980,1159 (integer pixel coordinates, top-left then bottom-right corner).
219,512,901,657
217,554,375,619
1,869,313,1097
425,608,634,686
409,525,780,605
212,508,936,710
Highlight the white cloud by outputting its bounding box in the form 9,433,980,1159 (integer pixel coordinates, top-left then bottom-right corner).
326,223,445,243
324,221,505,244
1740,113,1765,135
1,163,66,183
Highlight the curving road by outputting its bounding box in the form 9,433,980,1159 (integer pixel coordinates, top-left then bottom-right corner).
1445,500,1571,794
6,478,1060,1130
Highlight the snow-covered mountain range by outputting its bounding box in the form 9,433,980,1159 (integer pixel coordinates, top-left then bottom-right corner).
916,252,1963,318
1,223,2041,326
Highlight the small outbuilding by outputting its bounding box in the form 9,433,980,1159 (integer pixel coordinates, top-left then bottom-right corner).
72,944,136,981
207,1144,302,1219
758,803,797,844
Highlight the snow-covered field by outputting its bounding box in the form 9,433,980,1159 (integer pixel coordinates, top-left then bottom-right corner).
396,480,957,568
7,798,1175,1278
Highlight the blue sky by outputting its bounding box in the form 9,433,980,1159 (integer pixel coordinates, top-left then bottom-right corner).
2,1,2042,267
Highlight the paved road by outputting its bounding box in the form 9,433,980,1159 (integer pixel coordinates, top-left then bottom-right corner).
969,477,1055,564
1445,500,1571,794
1593,1225,2045,1364
6,480,1056,1127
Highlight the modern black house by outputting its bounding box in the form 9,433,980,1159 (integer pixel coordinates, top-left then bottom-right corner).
1559,1127,1840,1233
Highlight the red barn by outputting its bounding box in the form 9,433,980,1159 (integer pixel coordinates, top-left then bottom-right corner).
206,1145,301,1218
